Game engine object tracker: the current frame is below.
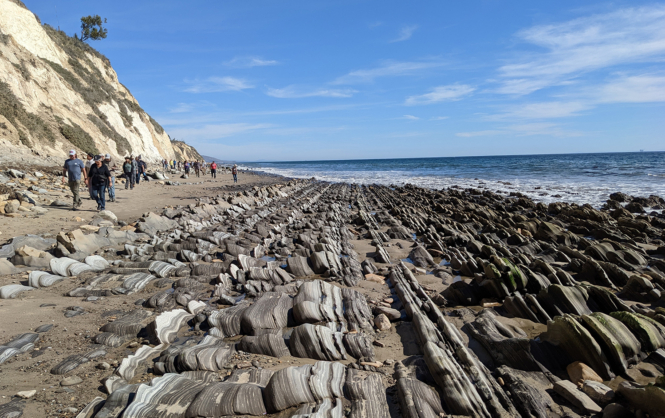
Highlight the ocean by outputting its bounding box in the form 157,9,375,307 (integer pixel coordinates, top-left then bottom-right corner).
242,152,665,208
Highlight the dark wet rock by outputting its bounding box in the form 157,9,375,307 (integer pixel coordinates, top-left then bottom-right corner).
553,379,602,414
542,314,613,380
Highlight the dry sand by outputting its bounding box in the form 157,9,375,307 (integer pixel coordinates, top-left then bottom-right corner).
0,170,279,238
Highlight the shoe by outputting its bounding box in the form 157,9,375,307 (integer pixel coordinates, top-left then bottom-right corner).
97,204,101,211
72,207,78,211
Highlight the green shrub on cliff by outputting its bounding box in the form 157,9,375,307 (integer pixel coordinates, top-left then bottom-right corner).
0,81,55,145
59,121,98,155
87,113,131,154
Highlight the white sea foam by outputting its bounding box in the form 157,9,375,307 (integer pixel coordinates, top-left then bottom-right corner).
243,153,665,209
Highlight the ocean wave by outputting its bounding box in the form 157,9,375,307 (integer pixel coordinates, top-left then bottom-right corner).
242,153,665,208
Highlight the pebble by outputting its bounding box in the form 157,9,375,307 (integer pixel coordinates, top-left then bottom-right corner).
374,314,391,331
16,390,36,399
96,362,111,370
60,376,83,386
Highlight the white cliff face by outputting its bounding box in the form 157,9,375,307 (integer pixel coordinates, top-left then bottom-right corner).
0,0,66,65
0,0,177,164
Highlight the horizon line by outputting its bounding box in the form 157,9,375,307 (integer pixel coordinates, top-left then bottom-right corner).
235,150,664,164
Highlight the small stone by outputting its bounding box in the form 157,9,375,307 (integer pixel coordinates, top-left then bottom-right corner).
582,380,615,405
60,376,83,386
364,274,385,284
602,403,635,418
97,362,111,370
65,407,78,414
553,380,602,414
16,390,36,399
383,359,395,366
567,361,603,386
373,306,401,321
374,314,391,331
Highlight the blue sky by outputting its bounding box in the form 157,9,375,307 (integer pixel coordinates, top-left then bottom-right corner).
27,0,665,161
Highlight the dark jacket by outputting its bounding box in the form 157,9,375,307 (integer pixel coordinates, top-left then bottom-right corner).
89,164,111,187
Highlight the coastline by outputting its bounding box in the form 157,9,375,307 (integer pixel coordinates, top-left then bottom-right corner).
0,165,663,417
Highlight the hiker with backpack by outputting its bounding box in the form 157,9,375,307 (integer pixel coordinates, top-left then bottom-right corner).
123,157,135,189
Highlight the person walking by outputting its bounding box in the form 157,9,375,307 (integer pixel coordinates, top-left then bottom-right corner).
138,156,149,181
103,154,116,202
210,161,217,178
84,153,95,199
135,156,146,184
184,161,190,175
232,164,238,183
62,150,87,211
88,156,112,211
123,156,135,189
193,160,200,177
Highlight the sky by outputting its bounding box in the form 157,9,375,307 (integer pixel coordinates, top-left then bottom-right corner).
25,0,665,161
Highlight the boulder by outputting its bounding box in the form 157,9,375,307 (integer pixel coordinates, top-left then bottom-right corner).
4,200,21,214
553,380,602,414
618,381,665,418
602,403,635,418
582,380,615,405
97,210,118,224
374,314,391,331
567,361,603,386
0,259,19,275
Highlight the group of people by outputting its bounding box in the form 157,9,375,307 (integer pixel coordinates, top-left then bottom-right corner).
161,159,237,182
63,150,115,211
122,155,149,190
64,152,241,211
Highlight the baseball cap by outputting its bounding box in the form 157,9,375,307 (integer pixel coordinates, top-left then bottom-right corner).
94,155,103,161
105,154,111,159
69,150,76,156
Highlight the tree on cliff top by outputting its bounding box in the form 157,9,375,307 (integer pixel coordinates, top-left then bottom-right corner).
80,15,107,41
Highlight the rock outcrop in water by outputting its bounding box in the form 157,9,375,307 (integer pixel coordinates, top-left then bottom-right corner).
1,177,665,417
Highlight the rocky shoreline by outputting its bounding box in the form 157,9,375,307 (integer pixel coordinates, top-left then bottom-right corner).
0,176,664,417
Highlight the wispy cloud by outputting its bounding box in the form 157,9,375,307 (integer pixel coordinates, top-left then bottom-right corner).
456,123,582,137
168,123,271,141
333,60,445,84
456,130,503,138
402,115,420,120
390,25,419,42
595,73,665,103
224,56,279,68
497,6,665,95
491,101,591,119
405,84,475,105
430,116,449,120
184,77,254,93
266,86,357,98
169,103,196,113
